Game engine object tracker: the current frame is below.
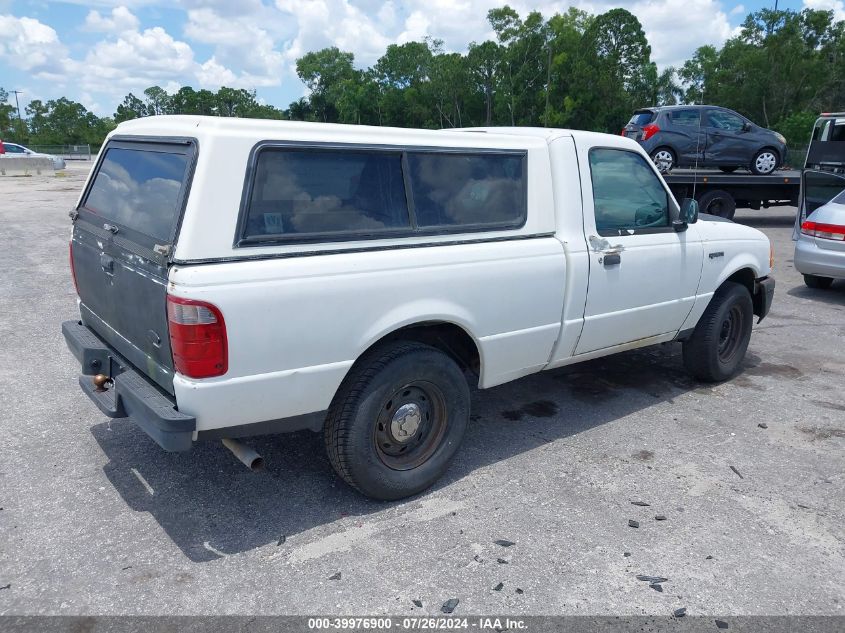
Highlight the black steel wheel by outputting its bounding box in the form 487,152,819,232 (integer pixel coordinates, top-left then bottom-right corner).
324,341,470,500
716,304,746,364
683,282,754,382
374,381,448,471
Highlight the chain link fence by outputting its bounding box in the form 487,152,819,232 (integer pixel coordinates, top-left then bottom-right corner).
27,144,93,160
785,145,809,169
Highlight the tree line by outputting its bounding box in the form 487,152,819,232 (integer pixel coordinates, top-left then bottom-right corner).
2,5,844,149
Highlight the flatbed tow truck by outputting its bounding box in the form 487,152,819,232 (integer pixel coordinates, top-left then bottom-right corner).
663,169,800,220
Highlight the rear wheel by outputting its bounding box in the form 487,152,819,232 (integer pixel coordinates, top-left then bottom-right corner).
697,189,737,220
650,147,675,173
324,341,470,500
719,166,739,174
804,274,834,290
683,282,754,382
751,149,779,175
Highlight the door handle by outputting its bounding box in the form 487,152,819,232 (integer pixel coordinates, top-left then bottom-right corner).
602,251,622,266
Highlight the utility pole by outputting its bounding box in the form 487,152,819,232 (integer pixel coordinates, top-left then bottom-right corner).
11,90,24,140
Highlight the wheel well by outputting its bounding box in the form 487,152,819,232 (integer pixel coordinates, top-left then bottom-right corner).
363,322,481,378
757,146,781,161
724,268,755,296
652,145,676,159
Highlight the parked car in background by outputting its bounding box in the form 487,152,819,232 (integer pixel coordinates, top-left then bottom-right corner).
793,112,845,289
0,142,66,170
622,105,787,175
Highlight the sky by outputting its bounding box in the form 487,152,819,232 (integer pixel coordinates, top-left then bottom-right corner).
0,0,842,118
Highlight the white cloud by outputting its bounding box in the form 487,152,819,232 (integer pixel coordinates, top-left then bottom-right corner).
0,14,67,72
184,8,285,84
803,0,845,22
275,0,393,66
84,7,140,33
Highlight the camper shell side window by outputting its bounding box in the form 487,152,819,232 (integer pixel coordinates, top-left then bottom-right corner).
236,142,528,246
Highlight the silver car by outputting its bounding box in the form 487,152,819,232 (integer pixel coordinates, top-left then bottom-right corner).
795,195,845,289
1,142,66,170
793,116,845,289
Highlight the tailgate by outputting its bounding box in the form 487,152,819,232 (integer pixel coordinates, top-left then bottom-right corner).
70,138,196,394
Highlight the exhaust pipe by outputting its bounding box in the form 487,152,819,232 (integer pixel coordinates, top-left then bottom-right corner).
222,438,265,472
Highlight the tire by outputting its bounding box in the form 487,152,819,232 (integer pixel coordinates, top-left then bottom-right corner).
750,148,780,175
683,282,754,382
804,274,834,290
719,166,738,174
697,189,737,220
324,341,470,500
650,147,675,173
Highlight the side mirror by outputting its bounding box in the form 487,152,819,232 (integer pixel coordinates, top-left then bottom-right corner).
681,198,699,223
674,198,698,231
742,122,752,132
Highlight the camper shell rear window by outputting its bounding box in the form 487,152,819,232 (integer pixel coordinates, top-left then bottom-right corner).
237,143,527,246
80,139,195,244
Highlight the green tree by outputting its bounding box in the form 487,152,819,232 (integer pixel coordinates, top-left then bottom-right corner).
679,45,719,104
24,99,49,137
143,86,172,116
569,8,653,132
114,93,146,123
467,41,502,126
488,6,550,126
296,47,357,122
0,87,21,140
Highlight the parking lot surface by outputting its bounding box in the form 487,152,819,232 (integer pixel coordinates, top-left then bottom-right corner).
1,163,843,616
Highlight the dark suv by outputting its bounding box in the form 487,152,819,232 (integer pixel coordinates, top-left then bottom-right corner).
622,105,787,175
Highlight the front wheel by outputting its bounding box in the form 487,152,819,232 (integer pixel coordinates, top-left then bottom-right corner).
804,274,834,290
683,282,754,382
650,148,675,173
751,149,779,175
324,341,470,500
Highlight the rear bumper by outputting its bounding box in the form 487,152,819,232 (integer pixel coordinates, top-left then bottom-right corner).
62,320,195,452
754,276,775,322
794,236,845,279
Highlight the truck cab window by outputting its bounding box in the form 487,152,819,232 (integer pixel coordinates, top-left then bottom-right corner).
588,148,670,235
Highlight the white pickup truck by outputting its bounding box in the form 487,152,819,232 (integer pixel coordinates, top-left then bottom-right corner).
63,116,775,500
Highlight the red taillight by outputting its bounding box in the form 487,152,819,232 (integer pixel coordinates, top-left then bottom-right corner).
166,295,228,378
642,124,660,141
620,128,627,136
69,241,79,295
801,220,845,241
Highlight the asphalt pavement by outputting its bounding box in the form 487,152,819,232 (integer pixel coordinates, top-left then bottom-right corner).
0,162,843,616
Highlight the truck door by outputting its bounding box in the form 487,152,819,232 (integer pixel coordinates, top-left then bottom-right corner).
574,146,703,355
70,138,196,394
